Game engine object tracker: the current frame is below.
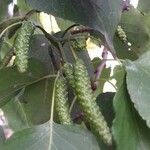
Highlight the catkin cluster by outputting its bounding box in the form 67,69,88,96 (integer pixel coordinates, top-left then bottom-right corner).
63,59,112,145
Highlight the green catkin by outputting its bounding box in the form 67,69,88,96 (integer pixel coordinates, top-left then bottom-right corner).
117,25,127,43
63,63,75,88
55,76,72,125
14,21,35,73
74,59,112,145
71,38,87,51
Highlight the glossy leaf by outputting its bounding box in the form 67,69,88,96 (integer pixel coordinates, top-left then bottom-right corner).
112,82,150,150
125,51,150,128
1,122,100,150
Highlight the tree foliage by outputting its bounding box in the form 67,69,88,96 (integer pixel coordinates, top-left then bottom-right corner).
0,0,150,149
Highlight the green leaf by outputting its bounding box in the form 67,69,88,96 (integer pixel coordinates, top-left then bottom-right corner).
55,17,74,31
0,17,22,34
114,7,150,59
138,0,150,13
17,0,31,12
0,59,47,107
112,82,150,150
110,65,125,89
29,35,55,74
2,91,30,132
95,92,115,150
21,78,55,125
125,51,150,128
96,92,115,128
26,0,122,53
0,0,12,22
0,42,11,61
1,122,100,150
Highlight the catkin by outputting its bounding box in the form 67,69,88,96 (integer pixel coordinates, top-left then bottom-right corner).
14,21,34,73
63,63,75,88
74,59,112,145
55,76,72,125
117,25,127,43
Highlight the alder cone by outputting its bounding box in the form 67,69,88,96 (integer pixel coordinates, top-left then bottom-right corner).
14,21,34,73
74,59,112,145
55,76,72,125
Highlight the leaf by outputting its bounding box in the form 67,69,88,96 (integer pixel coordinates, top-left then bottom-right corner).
114,7,150,59
21,78,55,125
0,42,11,61
7,23,22,39
0,59,47,107
0,126,5,144
110,65,125,89
0,17,22,34
17,0,31,12
0,0,12,23
55,17,74,31
138,0,150,13
2,91,30,132
96,92,115,150
29,35,55,74
112,81,150,150
26,0,122,53
96,92,115,128
1,122,100,150
125,50,150,128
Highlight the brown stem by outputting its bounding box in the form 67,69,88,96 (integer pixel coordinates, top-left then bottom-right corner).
70,28,94,35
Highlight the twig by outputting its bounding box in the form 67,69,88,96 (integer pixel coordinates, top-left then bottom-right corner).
92,47,108,90
0,22,22,39
70,28,94,35
67,33,77,60
58,42,66,63
69,96,77,113
0,50,14,69
48,71,59,150
23,10,40,20
73,112,84,122
61,24,80,37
